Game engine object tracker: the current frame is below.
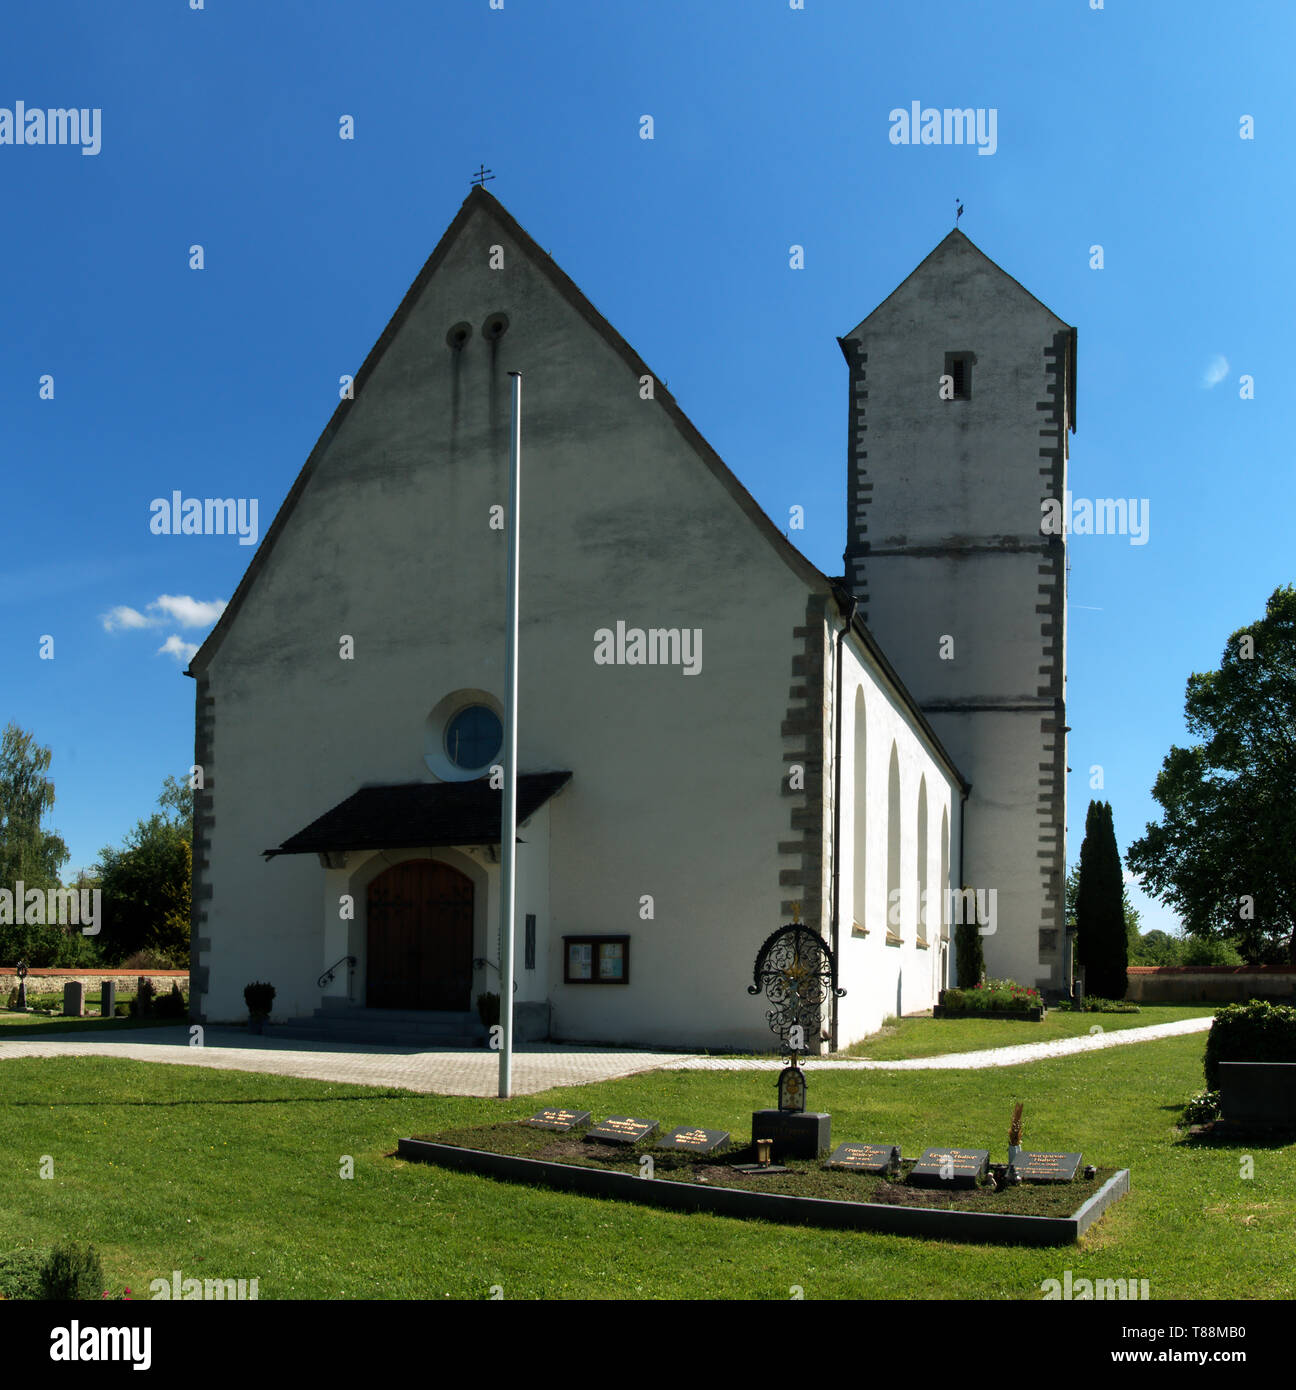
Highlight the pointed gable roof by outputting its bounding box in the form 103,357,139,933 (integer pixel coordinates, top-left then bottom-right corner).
185,186,826,676
842,227,1071,339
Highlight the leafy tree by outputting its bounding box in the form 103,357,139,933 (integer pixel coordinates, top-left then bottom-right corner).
1127,585,1296,965
0,724,68,892
0,726,74,965
93,780,192,967
1076,800,1127,998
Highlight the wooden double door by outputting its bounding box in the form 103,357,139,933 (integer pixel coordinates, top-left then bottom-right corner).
366,860,474,1011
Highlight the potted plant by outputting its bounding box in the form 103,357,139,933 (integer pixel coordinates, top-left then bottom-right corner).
476,991,500,1043
244,981,276,1034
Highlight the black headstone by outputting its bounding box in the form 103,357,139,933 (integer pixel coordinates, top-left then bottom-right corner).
1014,1151,1082,1183
908,1147,990,1188
524,1108,591,1132
656,1126,731,1155
825,1142,901,1174
586,1116,659,1145
751,1109,831,1160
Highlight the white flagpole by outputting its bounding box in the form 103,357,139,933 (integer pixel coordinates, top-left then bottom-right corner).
498,371,521,1099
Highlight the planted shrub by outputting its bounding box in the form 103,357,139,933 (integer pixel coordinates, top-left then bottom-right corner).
941,979,1044,1015
1204,999,1296,1089
476,991,500,1029
1070,996,1140,1014
114,1001,129,1018
0,1248,50,1300
38,1243,104,1300
954,912,985,989
244,981,275,1018
1182,1090,1221,1127
129,978,156,1019
153,982,187,1019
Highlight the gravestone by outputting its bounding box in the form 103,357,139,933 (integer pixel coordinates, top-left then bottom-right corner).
1015,1151,1083,1183
586,1116,659,1145
746,908,845,1163
524,1108,591,1132
908,1147,990,1189
101,981,116,1018
1219,1062,1296,1128
62,982,85,1017
656,1126,730,1155
752,1109,831,1160
825,1142,901,1174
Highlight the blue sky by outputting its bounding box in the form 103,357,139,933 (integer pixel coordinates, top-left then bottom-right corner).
2,1,1291,939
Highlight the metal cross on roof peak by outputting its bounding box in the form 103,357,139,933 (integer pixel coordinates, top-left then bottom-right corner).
472,164,496,189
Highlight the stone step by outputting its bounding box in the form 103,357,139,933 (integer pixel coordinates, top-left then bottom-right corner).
271,1022,486,1048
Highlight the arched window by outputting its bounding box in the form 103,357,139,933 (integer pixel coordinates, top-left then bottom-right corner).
852,689,867,933
887,743,901,940
916,776,929,943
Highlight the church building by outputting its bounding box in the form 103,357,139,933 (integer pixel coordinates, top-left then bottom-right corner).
185,187,1074,1051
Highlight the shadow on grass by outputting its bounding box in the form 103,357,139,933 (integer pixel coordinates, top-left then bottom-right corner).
2,1092,418,1108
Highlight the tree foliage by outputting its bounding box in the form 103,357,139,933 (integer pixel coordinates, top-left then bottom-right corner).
1126,585,1296,965
92,780,193,967
0,724,68,892
1075,800,1127,998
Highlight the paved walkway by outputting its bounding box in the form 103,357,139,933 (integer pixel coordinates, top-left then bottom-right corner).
0,1016,1212,1097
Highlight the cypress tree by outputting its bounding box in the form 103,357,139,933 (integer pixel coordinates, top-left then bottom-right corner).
1077,800,1128,998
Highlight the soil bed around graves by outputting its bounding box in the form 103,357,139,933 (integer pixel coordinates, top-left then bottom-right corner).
411,1121,1113,1218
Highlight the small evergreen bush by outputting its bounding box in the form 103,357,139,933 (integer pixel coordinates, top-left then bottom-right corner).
38,1243,104,1300
1182,1090,1221,1126
0,1248,50,1300
954,911,985,989
476,992,500,1029
941,979,1044,1015
129,978,156,1019
244,981,275,1018
1070,996,1140,1013
1204,999,1296,1089
153,982,187,1019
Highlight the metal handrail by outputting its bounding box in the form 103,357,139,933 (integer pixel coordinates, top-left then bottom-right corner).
318,955,356,989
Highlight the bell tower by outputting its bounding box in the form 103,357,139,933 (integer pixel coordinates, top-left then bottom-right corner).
840,230,1076,991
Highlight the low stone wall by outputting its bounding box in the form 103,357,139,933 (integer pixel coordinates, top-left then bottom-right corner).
1,968,189,998
1126,966,1296,1004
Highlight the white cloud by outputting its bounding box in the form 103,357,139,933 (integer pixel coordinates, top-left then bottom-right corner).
102,594,227,635
157,634,200,662
101,605,153,632
151,594,227,627
1202,354,1230,388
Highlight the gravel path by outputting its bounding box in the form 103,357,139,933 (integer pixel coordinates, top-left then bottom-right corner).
0,1015,1211,1096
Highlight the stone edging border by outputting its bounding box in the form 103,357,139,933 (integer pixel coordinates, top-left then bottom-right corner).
396,1138,1130,1246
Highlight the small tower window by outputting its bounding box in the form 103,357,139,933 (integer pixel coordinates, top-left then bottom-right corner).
944,351,975,400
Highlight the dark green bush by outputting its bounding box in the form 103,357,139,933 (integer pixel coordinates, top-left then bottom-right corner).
244,981,275,1017
476,991,500,1029
1182,1090,1221,1126
38,1243,104,1300
954,912,985,989
1204,999,1296,1089
129,978,156,1019
1070,996,1140,1013
941,979,1044,1015
153,982,187,1019
0,1248,50,1300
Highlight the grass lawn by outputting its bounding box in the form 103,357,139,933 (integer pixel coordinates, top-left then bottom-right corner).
0,989,187,1036
0,1031,1290,1299
836,1004,1219,1060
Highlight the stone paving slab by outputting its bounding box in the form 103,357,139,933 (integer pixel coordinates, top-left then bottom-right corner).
0,1015,1213,1096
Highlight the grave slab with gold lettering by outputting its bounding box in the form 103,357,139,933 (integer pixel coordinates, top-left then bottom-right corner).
1014,1150,1082,1183
656,1126,730,1155
908,1147,990,1188
586,1116,660,1145
524,1108,592,1132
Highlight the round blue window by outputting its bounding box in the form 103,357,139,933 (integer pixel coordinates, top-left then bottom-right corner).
444,705,503,770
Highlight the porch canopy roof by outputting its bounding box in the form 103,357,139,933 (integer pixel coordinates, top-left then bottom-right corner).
263,771,572,859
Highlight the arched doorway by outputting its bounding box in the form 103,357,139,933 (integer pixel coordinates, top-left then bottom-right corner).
366,860,474,1010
